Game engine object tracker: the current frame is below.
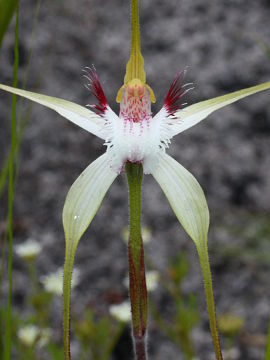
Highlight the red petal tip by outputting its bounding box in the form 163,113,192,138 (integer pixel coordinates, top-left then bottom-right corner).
164,71,192,116
84,66,108,115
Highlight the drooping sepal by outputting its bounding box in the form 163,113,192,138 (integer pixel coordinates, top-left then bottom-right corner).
152,152,209,247
152,153,223,359
62,154,117,359
63,153,117,269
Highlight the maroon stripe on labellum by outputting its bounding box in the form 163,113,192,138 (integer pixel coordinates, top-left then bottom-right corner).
164,71,186,116
86,66,108,114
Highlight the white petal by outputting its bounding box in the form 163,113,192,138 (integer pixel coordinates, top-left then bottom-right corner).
0,84,105,139
63,153,117,247
152,153,209,247
171,81,270,136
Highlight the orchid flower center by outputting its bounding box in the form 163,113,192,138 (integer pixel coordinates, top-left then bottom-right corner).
86,68,185,175
120,79,151,123
100,77,174,175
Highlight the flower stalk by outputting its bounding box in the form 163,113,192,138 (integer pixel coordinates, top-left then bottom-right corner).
197,244,223,360
126,162,148,360
63,249,75,360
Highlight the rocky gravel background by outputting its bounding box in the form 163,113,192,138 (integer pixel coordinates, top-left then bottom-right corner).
1,0,270,359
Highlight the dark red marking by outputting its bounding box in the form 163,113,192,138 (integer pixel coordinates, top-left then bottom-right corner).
128,241,148,338
85,66,108,114
164,71,187,116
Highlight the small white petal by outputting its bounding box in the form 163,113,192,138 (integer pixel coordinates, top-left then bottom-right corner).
109,301,131,323
41,267,79,296
14,238,41,260
123,270,159,292
122,226,152,244
152,153,209,247
37,328,52,348
18,325,39,346
146,270,159,291
171,81,270,136
17,325,52,348
0,84,105,139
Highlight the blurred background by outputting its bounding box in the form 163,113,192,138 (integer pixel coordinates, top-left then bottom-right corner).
0,0,270,359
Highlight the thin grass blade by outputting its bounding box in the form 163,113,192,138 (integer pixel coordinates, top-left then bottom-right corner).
0,0,18,48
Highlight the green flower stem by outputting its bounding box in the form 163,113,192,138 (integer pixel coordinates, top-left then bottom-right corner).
63,245,76,360
197,244,223,360
4,3,19,360
126,163,148,360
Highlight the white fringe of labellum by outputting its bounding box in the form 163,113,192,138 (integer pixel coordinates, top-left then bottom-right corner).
85,67,192,174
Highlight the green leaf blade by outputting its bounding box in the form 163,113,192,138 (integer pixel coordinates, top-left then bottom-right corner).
0,0,18,48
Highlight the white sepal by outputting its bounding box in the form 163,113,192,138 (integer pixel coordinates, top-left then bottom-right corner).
0,84,105,139
62,153,116,358
63,153,117,247
152,153,209,247
171,81,270,136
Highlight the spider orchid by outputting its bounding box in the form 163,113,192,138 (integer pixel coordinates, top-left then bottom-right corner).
1,1,270,359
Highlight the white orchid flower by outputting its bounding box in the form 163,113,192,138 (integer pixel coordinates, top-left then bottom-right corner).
1,1,270,359
1,74,269,248
1,71,269,360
